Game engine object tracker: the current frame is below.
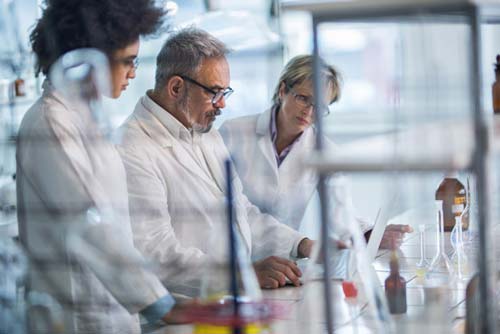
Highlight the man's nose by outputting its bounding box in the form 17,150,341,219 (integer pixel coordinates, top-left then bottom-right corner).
213,96,226,109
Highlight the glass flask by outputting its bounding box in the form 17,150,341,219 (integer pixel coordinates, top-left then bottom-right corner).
293,175,393,333
426,200,454,286
450,215,471,281
415,224,430,277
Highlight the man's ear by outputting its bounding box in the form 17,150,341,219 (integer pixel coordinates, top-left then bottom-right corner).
166,76,185,99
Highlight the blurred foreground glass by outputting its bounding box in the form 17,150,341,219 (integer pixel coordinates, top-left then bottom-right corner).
194,161,276,334
200,216,261,304
49,48,113,137
294,175,393,333
0,237,27,334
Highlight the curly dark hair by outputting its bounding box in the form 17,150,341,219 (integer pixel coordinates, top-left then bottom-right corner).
30,0,167,75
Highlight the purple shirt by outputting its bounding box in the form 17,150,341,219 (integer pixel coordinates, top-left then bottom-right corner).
270,106,303,167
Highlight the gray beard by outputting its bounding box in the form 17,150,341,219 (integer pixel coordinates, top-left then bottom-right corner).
179,92,220,133
193,123,212,133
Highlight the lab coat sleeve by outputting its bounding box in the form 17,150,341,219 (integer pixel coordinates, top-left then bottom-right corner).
355,216,374,234
325,174,374,239
118,144,209,296
231,172,305,261
17,112,170,315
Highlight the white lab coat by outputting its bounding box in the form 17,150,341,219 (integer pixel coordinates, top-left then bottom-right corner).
16,81,168,334
219,109,372,233
116,94,305,297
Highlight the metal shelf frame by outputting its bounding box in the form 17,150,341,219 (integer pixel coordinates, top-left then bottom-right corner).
282,1,499,333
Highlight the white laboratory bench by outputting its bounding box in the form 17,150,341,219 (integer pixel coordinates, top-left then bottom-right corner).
147,213,480,334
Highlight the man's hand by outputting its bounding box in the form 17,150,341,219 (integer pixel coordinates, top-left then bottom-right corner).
379,224,413,249
161,301,198,324
253,256,302,288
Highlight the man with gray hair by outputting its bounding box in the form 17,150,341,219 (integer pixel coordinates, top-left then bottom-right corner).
117,27,314,297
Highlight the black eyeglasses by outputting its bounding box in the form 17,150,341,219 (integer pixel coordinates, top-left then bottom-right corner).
287,85,330,116
177,74,233,105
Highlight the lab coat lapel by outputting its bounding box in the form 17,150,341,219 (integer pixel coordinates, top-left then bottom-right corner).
256,109,279,181
132,99,173,149
199,138,226,193
278,126,316,185
171,144,220,189
200,137,253,253
134,100,221,189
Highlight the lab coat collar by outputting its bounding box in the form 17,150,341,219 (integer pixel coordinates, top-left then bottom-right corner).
255,108,273,136
133,93,227,193
142,91,198,144
254,108,279,179
131,93,176,148
278,125,315,174
255,107,317,179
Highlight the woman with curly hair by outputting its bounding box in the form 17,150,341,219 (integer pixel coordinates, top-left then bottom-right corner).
16,1,184,333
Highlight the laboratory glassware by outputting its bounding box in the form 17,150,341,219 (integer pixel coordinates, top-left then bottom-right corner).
415,223,429,277
426,200,454,285
295,175,393,333
49,48,113,138
194,160,276,334
384,250,407,314
0,237,27,334
435,173,468,232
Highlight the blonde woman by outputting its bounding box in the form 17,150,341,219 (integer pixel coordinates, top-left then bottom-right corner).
220,55,411,249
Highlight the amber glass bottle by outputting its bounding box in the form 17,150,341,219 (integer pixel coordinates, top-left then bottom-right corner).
435,173,469,232
14,78,26,97
494,55,500,114
384,251,407,314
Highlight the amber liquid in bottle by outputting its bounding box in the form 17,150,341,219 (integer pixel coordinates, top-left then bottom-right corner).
435,177,468,232
384,252,407,314
14,78,26,97
493,55,500,115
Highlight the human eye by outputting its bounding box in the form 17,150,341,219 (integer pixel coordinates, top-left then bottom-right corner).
297,94,311,105
123,59,134,67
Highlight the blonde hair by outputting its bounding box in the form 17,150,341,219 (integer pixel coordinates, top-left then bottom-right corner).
271,55,341,108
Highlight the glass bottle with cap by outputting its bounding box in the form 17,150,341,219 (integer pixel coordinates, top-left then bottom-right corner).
435,171,468,232
385,244,407,314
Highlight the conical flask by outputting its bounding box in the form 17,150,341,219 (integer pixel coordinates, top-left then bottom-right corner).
294,175,393,334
